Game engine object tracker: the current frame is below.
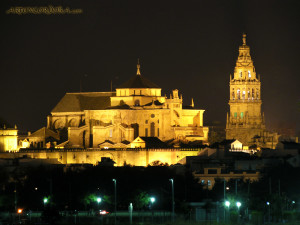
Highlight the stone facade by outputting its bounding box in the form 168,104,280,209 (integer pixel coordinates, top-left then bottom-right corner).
226,34,279,149
0,126,18,152
47,63,209,148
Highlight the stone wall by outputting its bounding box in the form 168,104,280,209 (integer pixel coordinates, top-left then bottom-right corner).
0,148,202,166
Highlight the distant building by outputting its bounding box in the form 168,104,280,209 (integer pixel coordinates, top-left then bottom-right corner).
194,167,260,190
47,61,209,148
0,125,18,152
226,34,279,149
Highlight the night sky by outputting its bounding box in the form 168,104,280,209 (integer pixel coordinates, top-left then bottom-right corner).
1,0,300,135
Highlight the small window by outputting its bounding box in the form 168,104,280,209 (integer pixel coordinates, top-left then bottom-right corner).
151,114,155,118
109,129,113,138
234,112,237,118
248,71,251,78
145,120,148,124
241,112,244,118
240,72,242,78
201,180,205,184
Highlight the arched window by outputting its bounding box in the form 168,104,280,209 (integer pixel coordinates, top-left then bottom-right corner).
252,89,255,99
242,90,246,99
247,89,250,99
248,71,251,78
237,89,240,99
232,89,235,99
239,72,243,78
256,89,259,99
150,122,155,137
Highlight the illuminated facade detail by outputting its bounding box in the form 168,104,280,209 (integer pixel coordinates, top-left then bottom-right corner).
226,34,279,148
0,125,18,152
47,62,209,148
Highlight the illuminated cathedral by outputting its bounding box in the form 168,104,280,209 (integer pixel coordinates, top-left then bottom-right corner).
226,34,279,149
47,62,209,148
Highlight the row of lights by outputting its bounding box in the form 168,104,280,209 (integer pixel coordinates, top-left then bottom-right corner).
224,201,241,209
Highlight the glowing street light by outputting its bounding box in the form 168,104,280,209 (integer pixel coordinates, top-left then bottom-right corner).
150,197,156,204
149,196,156,222
43,197,48,208
236,201,241,223
225,201,230,208
96,197,102,209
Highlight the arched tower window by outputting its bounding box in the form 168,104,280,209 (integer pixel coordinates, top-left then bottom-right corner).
242,90,246,100
252,88,255,99
248,71,251,78
232,89,235,99
237,89,240,99
239,72,243,78
256,89,259,99
150,122,155,137
247,89,250,99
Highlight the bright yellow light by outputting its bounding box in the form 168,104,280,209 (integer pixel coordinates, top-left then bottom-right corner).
17,208,23,214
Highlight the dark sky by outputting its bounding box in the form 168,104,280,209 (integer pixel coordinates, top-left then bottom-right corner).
1,0,300,135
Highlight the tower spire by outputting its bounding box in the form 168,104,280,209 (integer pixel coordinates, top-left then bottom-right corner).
242,33,247,45
190,98,194,108
136,58,141,75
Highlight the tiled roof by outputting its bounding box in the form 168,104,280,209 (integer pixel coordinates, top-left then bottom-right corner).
30,127,60,140
51,92,115,112
118,75,160,89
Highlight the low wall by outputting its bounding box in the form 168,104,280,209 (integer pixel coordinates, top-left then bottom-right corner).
0,148,202,166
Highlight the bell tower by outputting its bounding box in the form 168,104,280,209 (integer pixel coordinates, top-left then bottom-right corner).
226,34,266,145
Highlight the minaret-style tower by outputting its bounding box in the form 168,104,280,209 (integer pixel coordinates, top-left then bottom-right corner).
226,34,266,145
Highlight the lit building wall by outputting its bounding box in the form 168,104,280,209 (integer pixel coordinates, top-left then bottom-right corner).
0,128,18,152
7,148,201,166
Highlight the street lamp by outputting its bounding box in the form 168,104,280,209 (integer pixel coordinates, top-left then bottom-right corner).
236,201,241,223
96,197,102,209
43,197,48,208
225,201,230,222
149,197,156,223
112,179,117,225
225,201,230,208
17,208,23,223
150,197,156,204
169,179,175,222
